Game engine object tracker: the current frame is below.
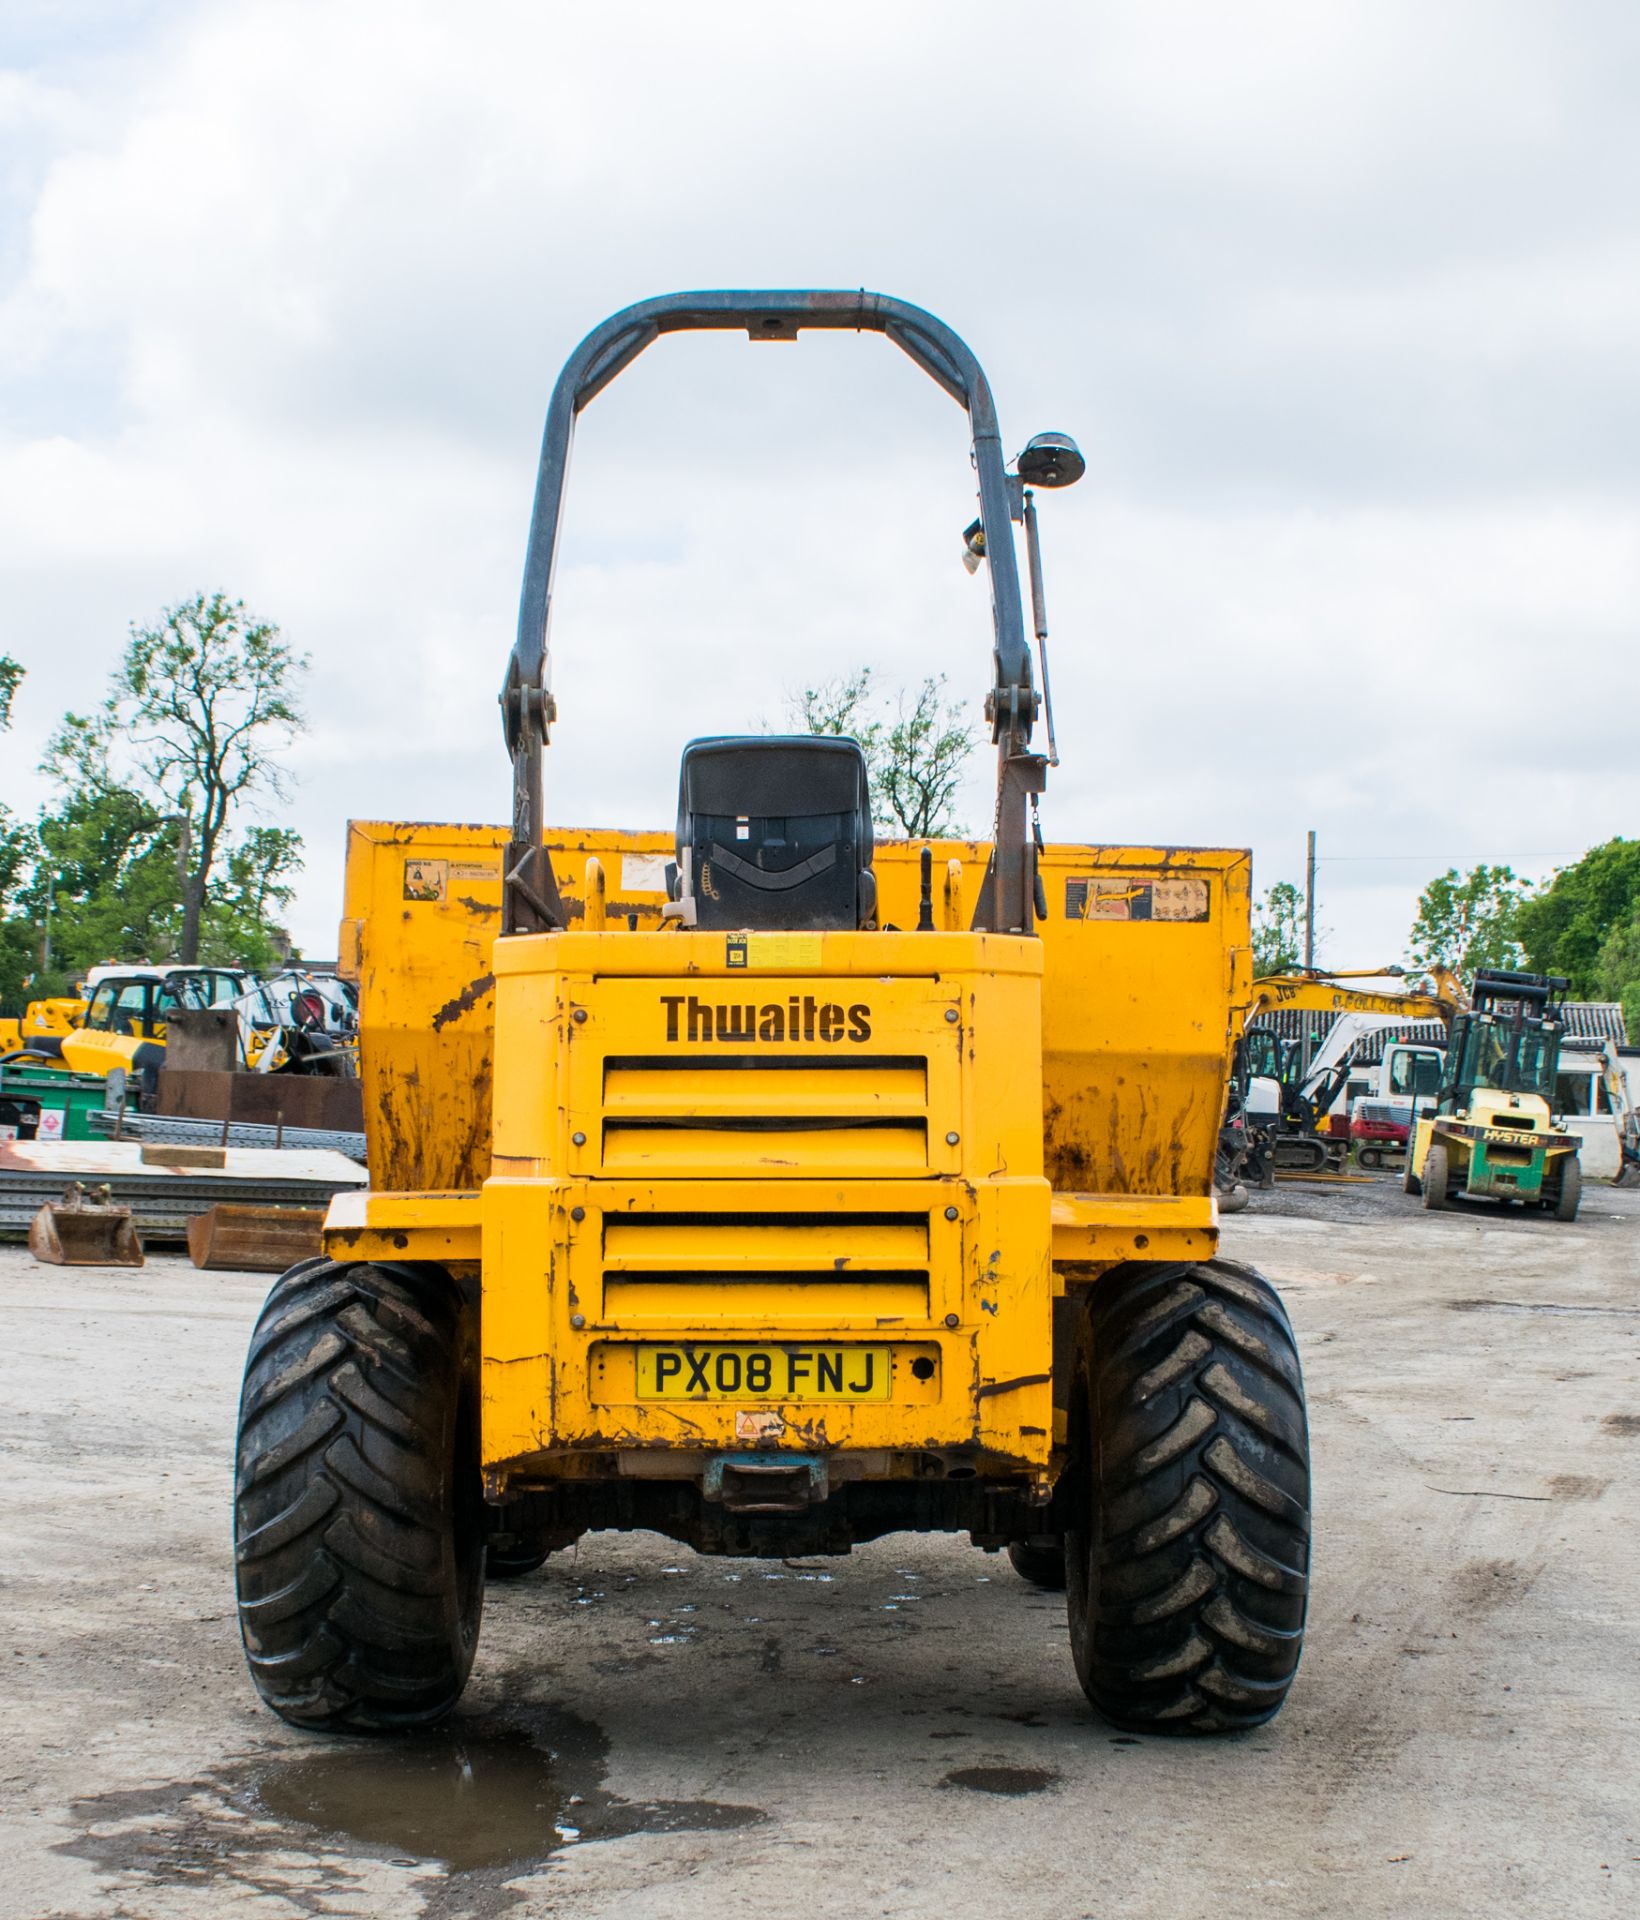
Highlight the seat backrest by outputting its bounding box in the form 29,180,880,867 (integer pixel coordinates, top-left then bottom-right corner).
675,735,875,930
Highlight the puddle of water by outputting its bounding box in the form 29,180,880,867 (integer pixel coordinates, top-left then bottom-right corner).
941,1765,1059,1796
248,1714,762,1874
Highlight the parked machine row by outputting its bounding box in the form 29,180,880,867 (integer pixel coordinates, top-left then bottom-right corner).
0,962,357,1139
1219,964,1639,1217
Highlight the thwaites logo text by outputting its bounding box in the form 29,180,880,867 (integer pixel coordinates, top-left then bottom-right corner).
660,994,871,1044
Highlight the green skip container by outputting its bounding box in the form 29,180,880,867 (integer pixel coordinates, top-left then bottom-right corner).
0,1064,110,1143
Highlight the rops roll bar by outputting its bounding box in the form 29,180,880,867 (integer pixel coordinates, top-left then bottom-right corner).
500,289,1046,935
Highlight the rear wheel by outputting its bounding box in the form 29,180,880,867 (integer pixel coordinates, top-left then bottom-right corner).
484,1529,555,1581
1402,1154,1423,1197
1064,1260,1310,1733
485,1548,551,1581
1007,1538,1067,1590
1422,1144,1451,1210
234,1258,483,1731
1553,1155,1582,1222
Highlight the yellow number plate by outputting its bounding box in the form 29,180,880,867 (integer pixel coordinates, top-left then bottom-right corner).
635,1345,892,1402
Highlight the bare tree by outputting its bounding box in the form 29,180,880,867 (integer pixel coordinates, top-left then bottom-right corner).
787,667,975,838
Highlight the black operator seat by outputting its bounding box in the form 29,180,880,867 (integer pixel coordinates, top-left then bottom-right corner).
673,735,877,931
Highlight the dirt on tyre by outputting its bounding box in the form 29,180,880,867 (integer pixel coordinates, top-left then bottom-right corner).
1007,1537,1067,1590
1064,1259,1310,1734
1421,1144,1451,1210
1553,1155,1582,1222
234,1258,484,1731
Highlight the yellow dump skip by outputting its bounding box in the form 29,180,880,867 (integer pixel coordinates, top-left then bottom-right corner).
337,821,1249,1216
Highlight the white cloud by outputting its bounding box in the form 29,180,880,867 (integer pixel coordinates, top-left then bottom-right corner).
2,0,1637,971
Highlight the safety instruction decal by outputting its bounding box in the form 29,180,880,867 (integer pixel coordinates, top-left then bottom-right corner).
1064,877,1211,923
403,858,448,903
725,932,825,969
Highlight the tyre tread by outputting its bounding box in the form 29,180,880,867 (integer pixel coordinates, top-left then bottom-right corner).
1068,1258,1311,1734
234,1258,481,1732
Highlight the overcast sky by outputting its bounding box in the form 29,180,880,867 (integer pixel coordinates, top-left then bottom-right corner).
3,0,1637,964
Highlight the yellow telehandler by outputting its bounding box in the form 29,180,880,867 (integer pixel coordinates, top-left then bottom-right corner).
233,291,1309,1737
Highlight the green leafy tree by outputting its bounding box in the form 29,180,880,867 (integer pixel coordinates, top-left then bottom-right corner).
1594,905,1640,1043
50,594,306,963
0,810,38,1008
1252,881,1304,975
23,782,190,981
0,655,33,1005
198,826,303,970
1517,838,1640,994
1407,864,1528,983
0,653,20,732
787,667,975,838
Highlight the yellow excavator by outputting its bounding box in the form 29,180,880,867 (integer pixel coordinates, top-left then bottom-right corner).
233,289,1311,1740
1228,968,1465,1179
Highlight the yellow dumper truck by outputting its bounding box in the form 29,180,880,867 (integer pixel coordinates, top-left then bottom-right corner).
234,291,1310,1737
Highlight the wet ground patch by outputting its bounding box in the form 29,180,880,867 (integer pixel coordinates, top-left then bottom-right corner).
61,1704,763,1916
940,1764,1059,1796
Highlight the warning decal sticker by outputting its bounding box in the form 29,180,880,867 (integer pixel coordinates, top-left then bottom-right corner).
1064,877,1211,923
403,858,448,903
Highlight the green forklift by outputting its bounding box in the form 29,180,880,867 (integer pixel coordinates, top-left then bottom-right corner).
1404,969,1582,1219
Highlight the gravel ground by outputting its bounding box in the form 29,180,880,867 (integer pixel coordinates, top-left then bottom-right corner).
1,1179,1637,1919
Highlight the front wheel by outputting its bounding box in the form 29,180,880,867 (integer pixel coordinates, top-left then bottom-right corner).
234,1258,484,1731
1553,1155,1582,1222
1421,1144,1451,1210
1064,1260,1310,1733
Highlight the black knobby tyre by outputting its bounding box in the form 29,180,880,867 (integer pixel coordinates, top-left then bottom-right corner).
484,1536,554,1581
1007,1538,1068,1590
1553,1155,1582,1222
234,1258,484,1731
1064,1259,1310,1734
483,1543,556,1574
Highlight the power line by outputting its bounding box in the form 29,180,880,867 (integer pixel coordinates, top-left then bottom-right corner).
1314,852,1583,865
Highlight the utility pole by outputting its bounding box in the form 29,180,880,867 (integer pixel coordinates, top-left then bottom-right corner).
1303,829,1317,972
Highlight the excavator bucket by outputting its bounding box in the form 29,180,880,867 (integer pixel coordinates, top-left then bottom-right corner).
187,1204,325,1273
28,1183,144,1268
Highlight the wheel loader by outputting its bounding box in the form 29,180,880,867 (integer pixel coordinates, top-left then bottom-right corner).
234,290,1311,1737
